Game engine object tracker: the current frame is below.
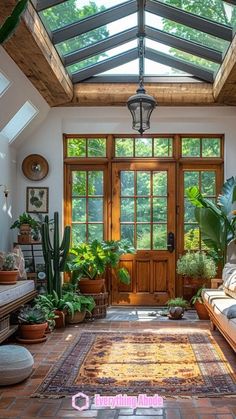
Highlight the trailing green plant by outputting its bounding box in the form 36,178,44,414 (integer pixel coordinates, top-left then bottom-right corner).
10,212,40,232
0,0,28,44
176,251,217,280
167,297,188,309
41,212,71,298
66,239,135,286
1,253,17,271
190,286,206,305
18,305,48,324
186,177,236,265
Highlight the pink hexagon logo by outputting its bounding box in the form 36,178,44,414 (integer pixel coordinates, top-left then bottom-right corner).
72,392,90,411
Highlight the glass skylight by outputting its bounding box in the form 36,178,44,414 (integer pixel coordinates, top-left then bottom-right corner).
0,70,11,97
1,101,38,142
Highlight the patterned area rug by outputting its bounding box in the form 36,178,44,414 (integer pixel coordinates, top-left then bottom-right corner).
33,330,236,398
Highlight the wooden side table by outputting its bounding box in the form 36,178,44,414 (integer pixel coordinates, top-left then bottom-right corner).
211,278,223,289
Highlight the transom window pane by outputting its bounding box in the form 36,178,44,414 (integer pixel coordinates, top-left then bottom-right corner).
115,137,173,157
181,137,221,158
120,170,168,250
72,170,104,244
67,137,106,157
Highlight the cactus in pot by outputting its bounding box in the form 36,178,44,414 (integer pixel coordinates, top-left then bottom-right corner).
41,212,71,298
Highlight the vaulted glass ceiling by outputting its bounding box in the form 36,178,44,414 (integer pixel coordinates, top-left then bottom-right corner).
35,0,236,83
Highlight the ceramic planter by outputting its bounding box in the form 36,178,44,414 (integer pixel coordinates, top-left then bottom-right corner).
19,322,47,340
66,311,86,324
194,301,210,320
183,277,210,301
54,310,66,328
0,270,18,285
78,278,105,294
168,306,185,320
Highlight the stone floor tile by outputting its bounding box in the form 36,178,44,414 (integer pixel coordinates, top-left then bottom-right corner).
118,409,135,414
96,409,117,418
136,408,164,415
164,408,181,419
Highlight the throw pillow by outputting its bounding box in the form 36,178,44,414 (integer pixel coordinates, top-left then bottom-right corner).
227,305,236,319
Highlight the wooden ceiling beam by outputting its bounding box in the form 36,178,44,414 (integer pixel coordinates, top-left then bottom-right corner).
1,1,73,106
67,83,215,106
213,34,236,105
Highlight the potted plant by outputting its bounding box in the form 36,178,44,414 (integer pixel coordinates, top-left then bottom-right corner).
35,291,76,328
10,212,40,244
0,253,18,284
18,305,48,341
176,251,217,300
191,286,210,320
64,293,95,324
167,297,188,320
66,239,135,294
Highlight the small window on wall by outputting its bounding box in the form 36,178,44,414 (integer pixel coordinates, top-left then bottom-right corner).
0,70,11,97
66,137,106,158
115,137,173,157
71,170,104,245
181,137,222,158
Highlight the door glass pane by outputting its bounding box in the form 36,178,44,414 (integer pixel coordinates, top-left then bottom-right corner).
184,200,196,223
184,171,199,192
153,224,167,250
88,198,103,221
121,198,134,222
121,171,134,196
135,138,152,157
137,198,151,222
153,172,167,196
137,172,150,195
154,138,172,157
72,224,86,245
115,138,134,157
121,224,134,246
68,138,86,157
153,198,167,222
182,138,201,157
137,224,151,249
184,225,200,250
88,171,103,195
88,224,103,242
72,198,86,222
72,171,86,195
87,138,106,157
202,138,221,157
201,172,216,195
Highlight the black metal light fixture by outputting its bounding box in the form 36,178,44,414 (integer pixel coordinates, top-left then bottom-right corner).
127,4,156,136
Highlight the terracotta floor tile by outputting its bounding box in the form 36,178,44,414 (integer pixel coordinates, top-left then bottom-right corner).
0,397,15,409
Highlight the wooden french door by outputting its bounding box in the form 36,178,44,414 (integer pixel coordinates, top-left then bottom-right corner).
111,162,176,305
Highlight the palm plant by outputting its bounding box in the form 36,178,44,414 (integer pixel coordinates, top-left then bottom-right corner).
186,176,236,265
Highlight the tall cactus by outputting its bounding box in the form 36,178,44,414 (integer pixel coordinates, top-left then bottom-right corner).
41,212,71,298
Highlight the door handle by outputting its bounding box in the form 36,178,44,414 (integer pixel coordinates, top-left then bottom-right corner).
167,232,175,253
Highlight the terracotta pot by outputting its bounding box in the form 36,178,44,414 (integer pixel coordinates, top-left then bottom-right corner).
168,307,185,320
183,277,210,301
78,278,105,294
19,224,31,235
194,301,210,320
54,310,66,328
0,270,18,285
19,322,47,340
66,311,86,324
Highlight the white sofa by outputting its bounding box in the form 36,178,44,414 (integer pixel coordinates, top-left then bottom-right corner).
202,267,236,352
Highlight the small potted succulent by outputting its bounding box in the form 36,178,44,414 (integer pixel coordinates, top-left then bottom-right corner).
10,212,40,244
191,286,210,320
0,253,18,284
18,305,48,341
167,297,188,320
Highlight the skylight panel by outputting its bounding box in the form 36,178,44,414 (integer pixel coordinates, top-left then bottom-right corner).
0,70,11,97
1,101,38,143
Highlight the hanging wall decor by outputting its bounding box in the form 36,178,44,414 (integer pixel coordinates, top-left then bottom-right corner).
26,187,49,213
22,154,49,181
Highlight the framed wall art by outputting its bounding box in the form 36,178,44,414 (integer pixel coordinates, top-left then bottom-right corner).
26,187,49,213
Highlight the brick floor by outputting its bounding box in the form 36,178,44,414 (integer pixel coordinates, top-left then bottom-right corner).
0,319,235,419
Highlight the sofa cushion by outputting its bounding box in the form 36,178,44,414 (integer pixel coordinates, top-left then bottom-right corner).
223,272,236,299
227,305,236,319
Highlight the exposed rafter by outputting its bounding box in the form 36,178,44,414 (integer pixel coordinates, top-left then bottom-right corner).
71,49,138,83
64,27,137,67
146,48,214,83
146,26,223,64
34,0,65,12
222,0,236,5
146,0,233,41
52,1,137,44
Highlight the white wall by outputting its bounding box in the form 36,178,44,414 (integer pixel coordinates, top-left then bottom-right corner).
16,106,236,223
0,133,16,251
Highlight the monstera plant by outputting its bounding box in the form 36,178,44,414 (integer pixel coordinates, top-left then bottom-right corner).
186,177,236,265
